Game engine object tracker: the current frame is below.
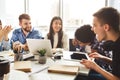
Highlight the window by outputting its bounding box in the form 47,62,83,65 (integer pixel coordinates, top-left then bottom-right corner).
4,0,24,27
0,0,106,38
0,0,24,38
108,0,120,11
29,0,59,37
62,0,105,38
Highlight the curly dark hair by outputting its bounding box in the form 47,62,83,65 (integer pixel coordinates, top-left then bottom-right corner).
75,25,95,43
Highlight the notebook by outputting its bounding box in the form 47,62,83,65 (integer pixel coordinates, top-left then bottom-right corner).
14,61,31,72
26,39,53,57
63,51,90,76
48,64,79,75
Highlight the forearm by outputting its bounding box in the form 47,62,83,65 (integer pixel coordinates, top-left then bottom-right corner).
94,65,120,80
0,35,3,42
101,56,112,65
89,52,112,64
4,35,9,41
2,40,10,50
81,59,119,80
0,38,2,42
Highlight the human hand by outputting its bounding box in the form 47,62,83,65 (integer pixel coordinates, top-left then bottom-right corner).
0,27,4,41
80,59,97,69
13,41,22,53
89,52,104,59
20,43,29,51
3,25,13,40
13,41,21,49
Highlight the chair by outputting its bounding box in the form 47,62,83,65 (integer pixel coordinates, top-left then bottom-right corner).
69,39,76,51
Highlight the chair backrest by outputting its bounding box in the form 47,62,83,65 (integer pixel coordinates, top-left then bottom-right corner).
69,39,76,51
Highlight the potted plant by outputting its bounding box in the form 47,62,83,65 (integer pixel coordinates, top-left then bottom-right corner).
37,49,47,64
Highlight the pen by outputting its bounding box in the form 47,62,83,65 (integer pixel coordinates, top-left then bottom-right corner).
29,66,49,76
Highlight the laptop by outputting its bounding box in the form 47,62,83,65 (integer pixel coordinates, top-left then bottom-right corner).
63,51,90,62
26,39,53,57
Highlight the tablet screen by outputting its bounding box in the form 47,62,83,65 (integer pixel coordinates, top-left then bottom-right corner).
71,53,87,60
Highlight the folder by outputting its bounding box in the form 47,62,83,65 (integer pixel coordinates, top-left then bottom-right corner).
14,61,31,72
48,65,79,75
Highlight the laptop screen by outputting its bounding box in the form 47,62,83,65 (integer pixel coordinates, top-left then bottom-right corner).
26,39,53,57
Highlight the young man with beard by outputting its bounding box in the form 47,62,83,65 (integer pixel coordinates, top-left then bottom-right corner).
10,14,42,51
81,7,120,80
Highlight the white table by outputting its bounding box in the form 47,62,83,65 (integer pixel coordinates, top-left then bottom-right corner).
3,70,29,80
1,51,89,80
28,56,89,80
29,58,77,80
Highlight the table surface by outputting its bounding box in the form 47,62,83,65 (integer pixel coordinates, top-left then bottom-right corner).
0,51,89,80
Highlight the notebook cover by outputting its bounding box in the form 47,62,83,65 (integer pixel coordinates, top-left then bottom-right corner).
48,65,79,75
14,61,31,72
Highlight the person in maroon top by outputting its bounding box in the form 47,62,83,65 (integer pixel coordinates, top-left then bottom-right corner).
81,7,120,80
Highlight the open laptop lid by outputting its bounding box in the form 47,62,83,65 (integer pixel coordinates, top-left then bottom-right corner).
63,51,90,62
26,39,53,57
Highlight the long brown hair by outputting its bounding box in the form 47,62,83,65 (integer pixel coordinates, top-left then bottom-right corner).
47,16,63,48
0,19,2,25
0,20,2,29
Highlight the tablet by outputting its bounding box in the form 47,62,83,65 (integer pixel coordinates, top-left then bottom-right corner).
63,51,90,62
71,53,88,60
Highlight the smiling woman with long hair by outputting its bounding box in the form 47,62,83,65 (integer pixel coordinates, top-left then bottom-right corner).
45,16,69,53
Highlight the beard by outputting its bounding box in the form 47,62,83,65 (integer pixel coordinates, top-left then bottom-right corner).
22,27,31,32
